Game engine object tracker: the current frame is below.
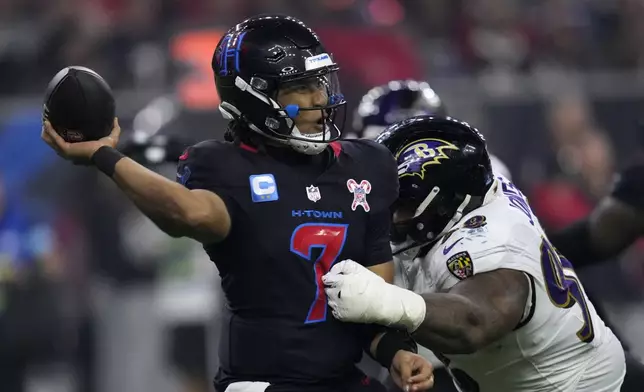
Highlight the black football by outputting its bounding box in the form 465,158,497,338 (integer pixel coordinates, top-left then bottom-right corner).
43,66,115,142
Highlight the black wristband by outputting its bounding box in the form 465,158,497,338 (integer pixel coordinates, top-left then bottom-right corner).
375,329,418,369
91,146,125,177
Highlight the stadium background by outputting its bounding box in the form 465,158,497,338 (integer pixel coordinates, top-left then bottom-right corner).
1,0,644,391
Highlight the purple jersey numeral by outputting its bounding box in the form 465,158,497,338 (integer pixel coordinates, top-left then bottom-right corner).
540,238,595,343
501,179,534,226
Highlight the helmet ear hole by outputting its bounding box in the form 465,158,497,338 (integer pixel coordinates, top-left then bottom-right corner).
250,77,269,91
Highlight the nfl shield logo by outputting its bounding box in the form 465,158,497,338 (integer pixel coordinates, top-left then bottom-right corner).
306,185,321,202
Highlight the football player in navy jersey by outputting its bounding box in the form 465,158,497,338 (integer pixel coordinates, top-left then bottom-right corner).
40,15,434,392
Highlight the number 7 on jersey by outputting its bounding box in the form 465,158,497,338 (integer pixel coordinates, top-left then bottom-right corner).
290,223,349,324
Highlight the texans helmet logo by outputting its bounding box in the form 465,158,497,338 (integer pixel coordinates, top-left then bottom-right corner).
396,138,459,179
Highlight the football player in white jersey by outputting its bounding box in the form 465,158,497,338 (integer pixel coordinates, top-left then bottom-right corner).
323,116,626,391
349,80,511,391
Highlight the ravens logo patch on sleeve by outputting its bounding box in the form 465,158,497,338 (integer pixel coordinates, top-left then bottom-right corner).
446,251,473,280
462,215,486,229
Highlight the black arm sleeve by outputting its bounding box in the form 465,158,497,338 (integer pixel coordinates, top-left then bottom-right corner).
548,219,605,268
551,162,644,268
611,163,644,211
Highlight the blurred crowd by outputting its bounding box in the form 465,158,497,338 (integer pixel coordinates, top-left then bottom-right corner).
1,1,644,392
4,0,644,95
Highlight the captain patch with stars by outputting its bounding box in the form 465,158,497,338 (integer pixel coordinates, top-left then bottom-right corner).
446,251,473,280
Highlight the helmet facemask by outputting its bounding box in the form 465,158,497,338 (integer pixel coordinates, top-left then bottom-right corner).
219,59,346,155
391,186,474,255
274,68,346,154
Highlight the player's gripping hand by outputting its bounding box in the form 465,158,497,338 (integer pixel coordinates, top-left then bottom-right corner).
391,350,435,391
323,260,426,332
41,118,121,165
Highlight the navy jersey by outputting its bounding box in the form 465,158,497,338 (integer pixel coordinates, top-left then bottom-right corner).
176,139,398,390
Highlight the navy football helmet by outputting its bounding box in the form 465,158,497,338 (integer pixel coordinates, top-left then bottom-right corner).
376,116,493,246
350,80,446,140
213,15,346,155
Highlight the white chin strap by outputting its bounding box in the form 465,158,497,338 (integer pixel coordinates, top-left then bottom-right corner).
393,187,474,259
444,194,472,233
413,186,472,240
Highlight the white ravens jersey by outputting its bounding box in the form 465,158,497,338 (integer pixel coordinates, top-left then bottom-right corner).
394,176,625,392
